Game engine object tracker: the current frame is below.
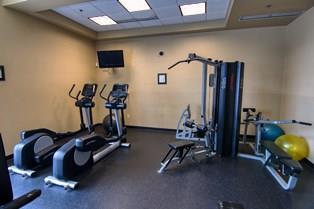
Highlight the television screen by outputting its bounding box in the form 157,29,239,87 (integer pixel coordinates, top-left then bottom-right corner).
97,50,124,68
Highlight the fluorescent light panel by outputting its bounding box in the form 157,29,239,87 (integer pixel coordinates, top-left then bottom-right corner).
89,16,117,25
118,0,151,12
180,2,206,16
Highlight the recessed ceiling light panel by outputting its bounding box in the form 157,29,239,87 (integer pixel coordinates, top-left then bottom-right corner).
89,16,117,25
118,0,151,12
180,2,206,16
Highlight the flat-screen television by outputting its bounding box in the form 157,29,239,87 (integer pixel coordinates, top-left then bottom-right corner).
97,50,124,68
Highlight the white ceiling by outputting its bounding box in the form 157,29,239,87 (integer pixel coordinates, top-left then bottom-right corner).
53,0,231,32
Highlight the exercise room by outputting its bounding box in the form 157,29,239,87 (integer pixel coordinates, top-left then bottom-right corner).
1,0,314,209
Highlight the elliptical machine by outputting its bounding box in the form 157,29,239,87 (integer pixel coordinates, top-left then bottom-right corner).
44,83,130,190
9,84,97,177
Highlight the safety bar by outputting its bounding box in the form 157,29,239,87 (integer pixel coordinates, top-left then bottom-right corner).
68,84,81,100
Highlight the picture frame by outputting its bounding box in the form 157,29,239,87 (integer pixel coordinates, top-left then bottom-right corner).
0,66,5,81
157,73,167,85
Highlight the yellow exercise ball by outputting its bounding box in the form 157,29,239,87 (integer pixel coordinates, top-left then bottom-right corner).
275,134,309,161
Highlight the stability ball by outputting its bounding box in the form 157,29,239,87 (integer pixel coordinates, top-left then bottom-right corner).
261,124,285,141
275,134,309,161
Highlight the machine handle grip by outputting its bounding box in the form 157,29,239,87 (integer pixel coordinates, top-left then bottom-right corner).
168,60,190,70
99,84,108,101
295,120,312,126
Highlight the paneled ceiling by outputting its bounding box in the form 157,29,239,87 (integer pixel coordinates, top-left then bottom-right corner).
2,0,314,40
53,0,231,32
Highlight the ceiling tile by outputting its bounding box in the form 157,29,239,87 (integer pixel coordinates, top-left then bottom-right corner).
207,0,230,19
207,11,226,20
120,22,142,29
207,0,230,12
91,0,126,14
160,16,183,25
98,24,123,31
154,5,181,19
69,2,103,18
110,12,133,22
131,10,156,19
146,0,177,8
55,6,82,19
140,19,162,27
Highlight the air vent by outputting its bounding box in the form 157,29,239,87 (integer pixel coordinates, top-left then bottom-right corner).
239,11,303,21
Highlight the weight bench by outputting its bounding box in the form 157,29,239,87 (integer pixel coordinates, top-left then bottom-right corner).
158,141,195,173
262,141,303,190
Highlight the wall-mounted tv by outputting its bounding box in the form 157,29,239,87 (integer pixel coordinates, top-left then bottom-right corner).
97,50,124,68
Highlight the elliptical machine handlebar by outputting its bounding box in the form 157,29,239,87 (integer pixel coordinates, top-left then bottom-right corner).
68,84,81,100
99,84,108,101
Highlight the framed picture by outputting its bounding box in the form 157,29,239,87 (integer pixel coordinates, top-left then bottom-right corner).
157,73,167,85
0,66,5,81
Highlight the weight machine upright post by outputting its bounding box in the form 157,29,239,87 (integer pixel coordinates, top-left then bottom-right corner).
255,123,262,154
201,62,208,127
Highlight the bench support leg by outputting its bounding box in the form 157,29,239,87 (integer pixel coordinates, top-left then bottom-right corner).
158,150,178,173
265,165,298,190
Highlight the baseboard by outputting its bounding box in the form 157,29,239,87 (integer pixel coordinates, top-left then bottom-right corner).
6,154,13,160
301,158,314,169
126,125,176,132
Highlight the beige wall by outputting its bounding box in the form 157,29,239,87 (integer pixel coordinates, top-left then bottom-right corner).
0,6,96,154
96,27,286,131
281,7,314,162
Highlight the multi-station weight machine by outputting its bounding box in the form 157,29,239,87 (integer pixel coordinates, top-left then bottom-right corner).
158,53,244,173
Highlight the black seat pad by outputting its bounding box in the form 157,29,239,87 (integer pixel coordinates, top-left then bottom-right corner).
168,141,195,150
261,141,291,159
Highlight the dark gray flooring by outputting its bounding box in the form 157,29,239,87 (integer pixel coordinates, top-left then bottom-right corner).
10,128,314,209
